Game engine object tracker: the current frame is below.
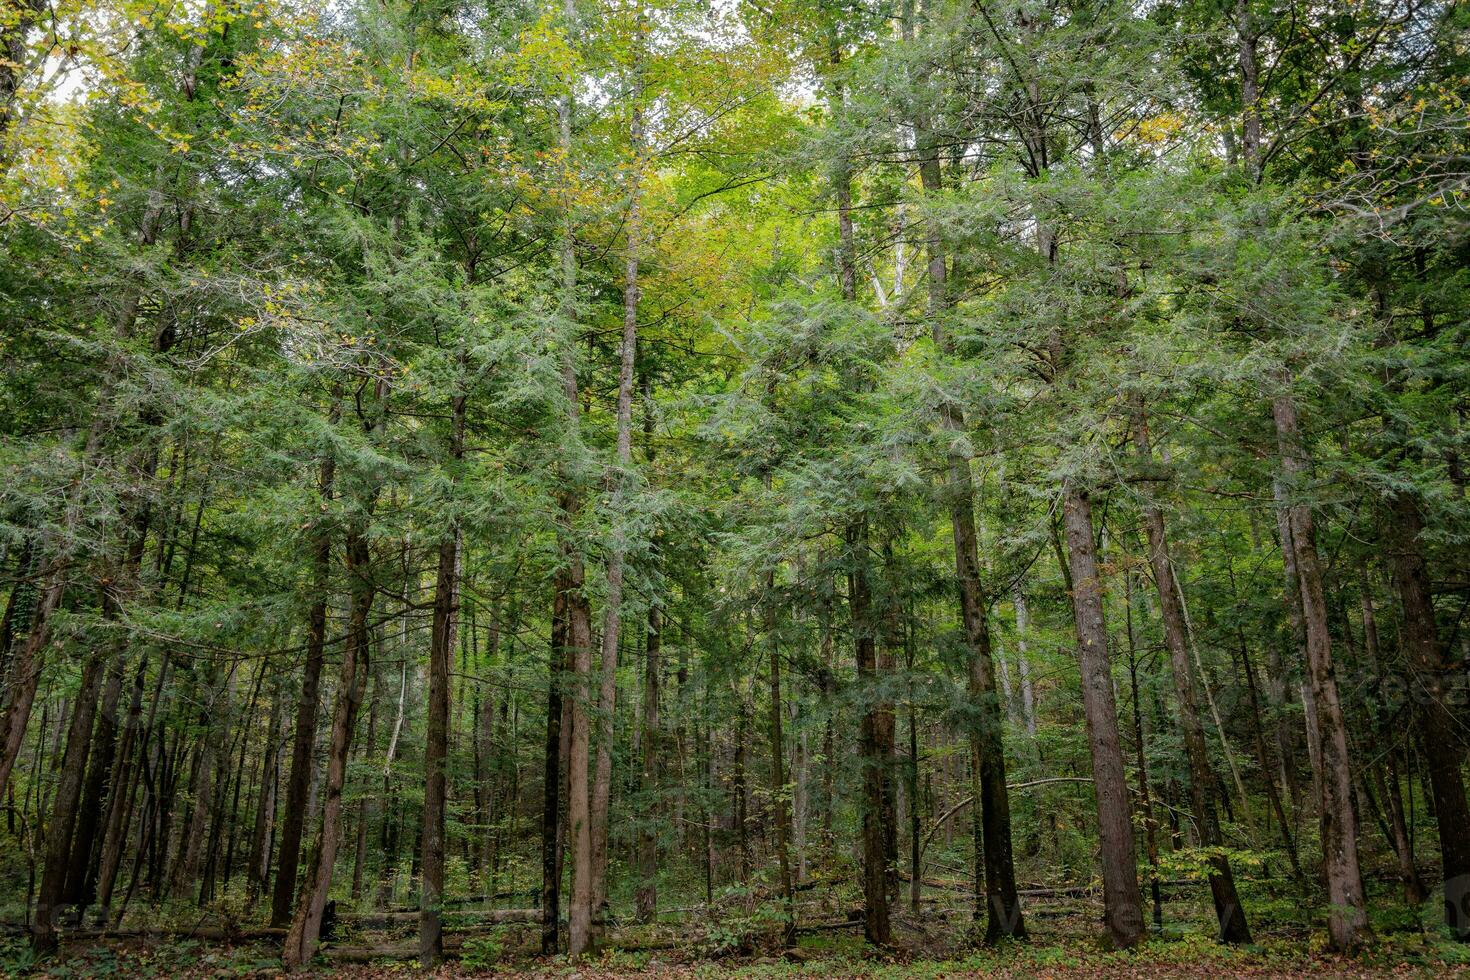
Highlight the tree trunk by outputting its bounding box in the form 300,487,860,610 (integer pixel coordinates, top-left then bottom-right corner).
766,564,796,944
94,654,150,924
271,421,337,927
1389,493,1470,940
420,388,466,967
1133,410,1250,943
247,680,285,909
32,650,107,952
1062,486,1144,949
914,100,1023,944
282,526,374,971
1013,591,1037,737
848,519,890,947
63,652,125,914
588,95,643,940
542,581,566,954
635,598,661,923
1124,573,1164,933
1272,391,1367,951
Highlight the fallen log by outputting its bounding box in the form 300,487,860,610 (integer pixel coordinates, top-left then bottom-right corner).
340,907,540,929
388,889,536,912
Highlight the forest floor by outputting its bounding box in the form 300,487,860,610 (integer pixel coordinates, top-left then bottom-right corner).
7,929,1470,980
7,895,1470,980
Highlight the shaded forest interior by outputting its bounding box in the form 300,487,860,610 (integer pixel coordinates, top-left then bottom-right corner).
1,0,1469,972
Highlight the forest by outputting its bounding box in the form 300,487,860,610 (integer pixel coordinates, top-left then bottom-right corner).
0,0,1467,974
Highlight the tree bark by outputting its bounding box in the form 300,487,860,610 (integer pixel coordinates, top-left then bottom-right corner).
32,650,107,952
587,92,643,942
848,520,890,947
635,595,661,922
420,385,465,966
282,525,375,971
272,414,338,927
913,89,1023,945
1272,391,1368,951
766,563,796,944
1133,410,1250,943
95,654,150,924
1062,486,1144,949
1389,493,1470,940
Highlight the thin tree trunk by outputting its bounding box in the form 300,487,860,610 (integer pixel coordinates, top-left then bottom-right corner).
282,525,374,971
1133,409,1250,943
542,582,566,954
63,652,125,914
914,112,1023,942
247,679,285,909
272,409,338,927
587,93,643,943
635,594,661,922
766,561,796,945
1124,572,1164,933
1272,391,1367,951
1014,590,1037,737
95,654,150,924
849,520,890,947
32,651,107,952
420,386,466,967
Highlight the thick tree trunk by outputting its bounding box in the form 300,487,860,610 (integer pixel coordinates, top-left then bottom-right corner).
1133,411,1250,943
32,651,107,952
1389,493,1470,940
1272,391,1367,951
1062,486,1144,949
63,653,125,913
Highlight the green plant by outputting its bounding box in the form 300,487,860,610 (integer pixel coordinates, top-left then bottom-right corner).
460,933,505,972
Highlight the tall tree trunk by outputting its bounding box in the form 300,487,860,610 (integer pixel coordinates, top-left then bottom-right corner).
1133,409,1250,943
1272,391,1367,951
914,91,1023,944
1062,486,1144,949
587,93,643,942
849,520,890,947
542,582,567,954
32,650,107,952
565,549,595,957
282,526,374,971
1013,590,1037,737
246,679,285,909
1389,493,1470,940
271,416,338,927
420,386,466,966
1124,572,1164,933
94,653,149,924
635,595,661,922
766,562,796,944
826,35,889,946
62,653,125,914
